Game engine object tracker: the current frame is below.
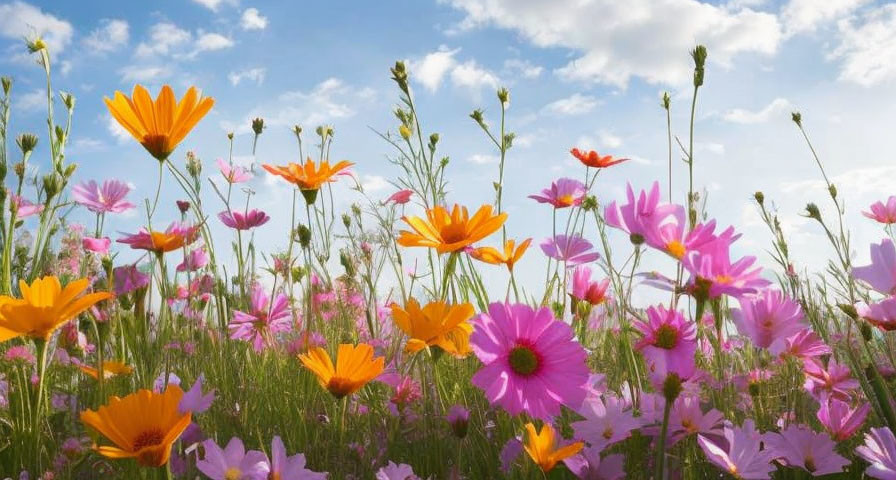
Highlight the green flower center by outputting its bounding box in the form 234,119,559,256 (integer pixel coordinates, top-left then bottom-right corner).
508,344,540,376
654,324,679,350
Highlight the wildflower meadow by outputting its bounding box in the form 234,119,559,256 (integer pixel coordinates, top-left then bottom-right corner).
3,8,896,480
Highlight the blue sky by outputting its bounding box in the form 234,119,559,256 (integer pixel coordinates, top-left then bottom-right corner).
2,0,896,303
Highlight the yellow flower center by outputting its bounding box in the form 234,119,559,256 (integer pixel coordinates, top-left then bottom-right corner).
666,240,686,259
224,467,242,480
557,194,575,206
715,274,733,285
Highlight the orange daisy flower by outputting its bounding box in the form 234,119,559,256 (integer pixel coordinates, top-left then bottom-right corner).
116,222,200,255
105,85,214,161
391,299,474,357
80,385,191,467
79,361,134,380
570,148,628,168
397,204,507,254
263,158,353,191
299,343,384,399
0,276,113,342
469,238,532,272
523,422,584,472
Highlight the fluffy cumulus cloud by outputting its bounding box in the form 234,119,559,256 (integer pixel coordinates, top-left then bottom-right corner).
191,0,236,11
722,97,794,124
195,32,234,52
443,0,782,87
410,46,501,93
780,0,870,35
228,67,266,86
830,3,896,87
0,1,73,55
135,22,192,57
241,8,268,30
541,93,599,116
83,18,129,53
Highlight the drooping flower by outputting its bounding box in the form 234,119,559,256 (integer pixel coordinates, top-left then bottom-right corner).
571,395,643,452
864,196,896,224
216,158,253,184
564,447,626,480
858,297,896,331
0,276,113,342
113,264,150,295
529,178,587,208
386,189,413,205
856,427,896,479
523,422,584,473
82,236,111,254
263,157,353,192
667,395,725,447
540,234,600,267
817,398,870,441
570,148,628,168
731,289,805,355
218,209,270,230
79,361,133,380
196,437,268,480
117,222,200,254
71,180,135,214
446,405,470,438
471,302,589,420
697,420,775,479
9,193,44,219
105,85,214,161
176,247,209,272
469,238,531,272
179,375,215,414
765,424,849,475
803,357,859,402
265,435,327,480
853,239,896,295
783,329,832,359
228,285,292,352
375,461,420,480
299,343,384,399
633,305,697,386
391,298,473,357
570,265,610,306
397,204,506,254
80,385,192,467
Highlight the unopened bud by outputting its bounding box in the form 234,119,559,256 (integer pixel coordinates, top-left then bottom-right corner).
26,37,47,53
503,133,515,150
293,125,302,136
581,195,598,211
340,251,355,277
429,133,440,147
342,213,351,229
399,125,411,140
662,373,683,402
753,191,764,205
14,162,25,179
1,77,11,95
828,184,837,199
469,109,484,126
661,91,671,110
43,174,60,198
185,151,202,178
176,200,191,214
251,117,265,135
804,203,821,221
629,233,645,245
297,225,312,249
227,132,234,140
390,61,409,93
838,303,858,320
497,87,509,105
17,134,38,155
860,322,873,342
691,45,707,87
60,91,75,110
791,112,802,126
351,204,361,217
63,163,77,179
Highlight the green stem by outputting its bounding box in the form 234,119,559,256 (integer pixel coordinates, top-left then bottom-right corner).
654,399,673,480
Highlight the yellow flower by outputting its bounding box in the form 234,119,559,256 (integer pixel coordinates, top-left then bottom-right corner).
397,204,507,254
80,386,191,467
299,344,384,399
105,85,214,161
79,361,134,380
0,276,113,343
263,158,354,191
469,238,532,272
391,299,474,357
523,422,584,472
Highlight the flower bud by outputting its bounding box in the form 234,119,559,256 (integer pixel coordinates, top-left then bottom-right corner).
497,87,509,105
469,109,485,126
753,191,764,205
390,61,409,93
60,91,75,110
293,125,302,136
63,163,77,179
860,322,873,342
297,225,312,249
399,125,411,140
13,162,25,179
43,173,60,198
503,133,515,150
662,373,683,402
446,405,470,439
1,76,11,95
26,37,47,53
838,303,858,320
16,134,38,155
429,133,440,148
227,132,234,140
342,213,351,229
661,91,671,110
629,233,645,245
176,200,191,214
581,195,598,211
691,45,707,88
791,112,802,127
340,251,355,277
804,203,821,221
828,184,837,199
185,151,202,178
251,117,265,135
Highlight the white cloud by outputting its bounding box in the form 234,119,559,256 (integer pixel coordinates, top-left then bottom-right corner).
722,97,794,124
15,88,46,111
361,175,389,192
0,1,73,55
542,93,599,116
467,153,499,164
119,65,170,83
72,137,106,152
106,116,131,143
413,46,460,92
241,8,268,30
696,142,725,154
831,4,896,87
228,68,266,86
780,0,869,35
191,0,235,11
84,19,129,53
450,60,500,90
135,22,191,57
444,0,781,87
196,32,234,52
598,129,622,149
503,58,543,79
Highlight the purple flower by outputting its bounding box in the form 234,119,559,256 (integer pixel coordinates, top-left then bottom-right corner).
817,398,870,441
864,196,896,224
179,375,215,414
783,329,831,359
264,436,327,479
228,285,292,352
853,239,896,295
571,395,642,453
196,437,269,480
765,424,849,475
540,234,600,267
177,247,209,273
217,158,253,184
682,234,768,299
667,395,724,447
633,305,697,387
856,427,896,479
219,209,270,230
9,194,44,219
803,357,859,402
564,447,625,480
112,264,150,295
71,180,135,214
375,461,419,480
732,289,805,355
858,297,896,332
446,404,470,438
604,181,682,246
529,178,587,209
698,420,775,479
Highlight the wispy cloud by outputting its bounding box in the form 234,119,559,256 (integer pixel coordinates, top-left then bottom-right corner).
722,98,794,124
541,93,599,116
228,68,266,86
0,1,73,56
83,19,129,54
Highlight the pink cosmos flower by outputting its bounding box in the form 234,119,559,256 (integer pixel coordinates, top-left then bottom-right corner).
681,235,768,299
858,297,896,332
71,180,135,214
604,181,681,245
82,236,111,254
667,395,725,447
176,247,209,272
529,178,587,209
766,424,849,475
570,266,611,306
217,158,253,184
540,234,600,267
386,189,413,205
633,305,697,386
4,345,35,364
178,375,215,414
471,302,590,420
571,395,642,453
376,462,420,480
856,427,896,479
854,239,896,295
817,398,870,441
9,194,44,219
228,285,292,352
783,329,831,359
117,222,200,252
263,436,327,480
803,357,859,402
697,420,775,479
218,209,270,230
564,447,625,480
196,437,268,480
731,289,805,355
864,196,896,224
112,264,150,295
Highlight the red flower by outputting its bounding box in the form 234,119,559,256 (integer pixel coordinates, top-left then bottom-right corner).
570,148,628,168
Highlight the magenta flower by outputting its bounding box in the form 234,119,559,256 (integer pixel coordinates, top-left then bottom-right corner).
112,264,150,295
446,405,470,438
633,305,697,386
667,395,724,447
817,398,870,441
856,427,896,479
386,189,413,205
217,158,253,184
264,436,327,480
604,181,681,245
783,329,831,359
529,178,587,209
196,437,269,480
4,345,35,364
858,297,896,332
9,194,44,219
697,420,775,479
71,180,135,214
82,236,111,254
471,302,589,420
178,375,215,414
766,424,849,475
803,357,859,402
228,285,292,352
218,209,270,230
864,196,896,224
731,289,805,355
540,234,600,267
682,235,768,299
564,447,625,480
854,239,896,295
571,395,642,452
570,266,610,306
176,247,209,273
